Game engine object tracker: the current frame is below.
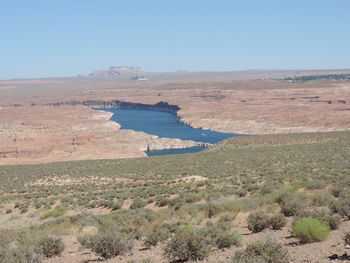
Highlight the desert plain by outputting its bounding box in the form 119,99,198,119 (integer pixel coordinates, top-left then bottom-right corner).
0,69,350,165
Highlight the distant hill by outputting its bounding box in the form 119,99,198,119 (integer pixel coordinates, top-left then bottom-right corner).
86,66,350,81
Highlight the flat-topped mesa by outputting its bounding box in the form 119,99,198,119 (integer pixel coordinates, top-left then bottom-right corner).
88,66,144,79
45,100,180,115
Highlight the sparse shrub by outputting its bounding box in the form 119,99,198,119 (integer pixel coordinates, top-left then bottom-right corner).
144,227,170,248
34,235,65,258
344,232,350,245
231,238,289,263
155,196,168,207
6,209,12,214
79,228,133,259
292,217,330,242
112,201,122,211
40,207,67,219
20,207,28,214
160,221,184,234
260,184,274,194
130,198,146,209
215,231,243,249
236,189,247,197
218,212,237,224
34,201,42,209
280,195,307,217
164,228,210,261
0,238,10,262
307,208,342,230
305,181,326,190
311,191,333,206
8,246,43,263
205,203,222,218
268,214,287,230
99,200,114,209
330,196,350,219
200,222,231,244
330,185,343,197
88,202,97,208
247,212,270,233
326,214,342,230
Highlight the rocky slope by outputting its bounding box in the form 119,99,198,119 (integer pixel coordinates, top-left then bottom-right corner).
0,105,200,165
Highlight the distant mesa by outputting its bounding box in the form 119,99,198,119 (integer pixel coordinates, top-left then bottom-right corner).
85,67,350,82
88,66,147,80
176,69,190,73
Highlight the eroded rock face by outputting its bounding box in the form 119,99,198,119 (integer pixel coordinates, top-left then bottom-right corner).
0,105,199,165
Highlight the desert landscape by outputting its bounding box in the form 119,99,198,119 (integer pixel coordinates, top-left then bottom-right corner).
1,69,350,165
0,70,350,263
1,1,350,262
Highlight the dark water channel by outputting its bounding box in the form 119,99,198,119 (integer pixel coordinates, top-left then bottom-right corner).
101,108,242,156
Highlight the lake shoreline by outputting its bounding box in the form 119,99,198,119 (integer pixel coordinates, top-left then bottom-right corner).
98,107,241,156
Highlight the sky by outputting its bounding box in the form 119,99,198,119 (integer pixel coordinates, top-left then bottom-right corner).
0,0,349,79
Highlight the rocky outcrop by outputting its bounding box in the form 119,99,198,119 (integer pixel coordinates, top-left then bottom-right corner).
45,100,180,115
0,105,202,165
88,66,143,79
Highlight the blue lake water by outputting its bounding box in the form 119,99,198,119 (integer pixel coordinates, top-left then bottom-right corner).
100,108,242,156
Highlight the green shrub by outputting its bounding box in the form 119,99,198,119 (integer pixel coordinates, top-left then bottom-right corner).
112,201,123,211
311,191,333,206
154,196,168,207
7,246,43,263
20,207,28,214
237,189,248,197
330,196,350,219
0,241,10,263
99,200,114,209
292,218,330,242
305,181,326,190
217,212,237,224
78,228,133,259
200,222,231,244
130,199,146,209
40,207,68,219
205,203,222,218
231,238,289,263
160,221,184,234
326,214,342,230
247,212,270,233
307,208,342,230
280,195,307,217
215,231,243,249
330,185,343,198
164,228,210,261
34,201,42,209
268,214,287,230
143,227,170,248
34,236,65,258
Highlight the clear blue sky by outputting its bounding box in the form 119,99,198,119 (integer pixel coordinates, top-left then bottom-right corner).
1,0,349,79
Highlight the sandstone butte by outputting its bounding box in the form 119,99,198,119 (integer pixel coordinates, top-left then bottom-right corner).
0,76,349,165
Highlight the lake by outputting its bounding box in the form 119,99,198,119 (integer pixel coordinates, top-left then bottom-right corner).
101,108,242,156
